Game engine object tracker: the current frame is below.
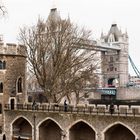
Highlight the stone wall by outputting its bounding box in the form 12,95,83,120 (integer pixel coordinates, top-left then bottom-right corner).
117,87,140,100
3,55,26,103
4,109,140,140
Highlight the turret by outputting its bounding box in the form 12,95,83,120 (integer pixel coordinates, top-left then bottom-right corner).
0,42,27,106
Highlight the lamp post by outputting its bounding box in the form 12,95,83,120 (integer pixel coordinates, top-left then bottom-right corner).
33,114,36,140
32,100,36,140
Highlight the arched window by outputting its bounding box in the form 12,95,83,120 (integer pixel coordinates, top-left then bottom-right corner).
3,61,6,69
0,82,3,93
0,61,2,69
17,78,22,93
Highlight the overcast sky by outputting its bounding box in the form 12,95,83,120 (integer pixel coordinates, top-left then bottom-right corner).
0,0,140,75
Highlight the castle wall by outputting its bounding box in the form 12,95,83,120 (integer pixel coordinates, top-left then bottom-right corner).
0,43,27,135
4,109,140,140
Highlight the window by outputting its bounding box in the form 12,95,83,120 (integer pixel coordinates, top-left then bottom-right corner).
0,82,3,93
0,61,2,69
108,34,115,42
3,61,6,69
28,96,32,102
110,67,114,71
10,99,15,110
109,64,114,71
110,57,113,62
0,60,6,69
17,78,22,93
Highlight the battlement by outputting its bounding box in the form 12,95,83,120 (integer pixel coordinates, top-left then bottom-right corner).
4,102,140,117
0,42,26,57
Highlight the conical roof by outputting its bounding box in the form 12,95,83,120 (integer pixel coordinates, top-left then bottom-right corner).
106,24,122,42
47,8,60,22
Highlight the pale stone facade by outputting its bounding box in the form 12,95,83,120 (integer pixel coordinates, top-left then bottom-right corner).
101,24,129,88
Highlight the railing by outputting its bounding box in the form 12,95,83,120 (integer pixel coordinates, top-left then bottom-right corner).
4,103,140,117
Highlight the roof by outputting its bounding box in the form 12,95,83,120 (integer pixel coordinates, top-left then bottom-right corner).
47,8,60,22
105,24,122,42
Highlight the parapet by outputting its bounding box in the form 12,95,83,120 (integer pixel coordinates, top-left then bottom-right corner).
0,43,26,57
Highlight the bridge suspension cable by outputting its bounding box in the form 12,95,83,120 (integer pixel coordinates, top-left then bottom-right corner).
129,55,140,77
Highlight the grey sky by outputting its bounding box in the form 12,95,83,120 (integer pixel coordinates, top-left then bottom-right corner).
0,0,140,75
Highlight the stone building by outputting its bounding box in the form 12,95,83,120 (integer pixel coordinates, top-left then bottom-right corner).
100,23,129,88
0,40,27,134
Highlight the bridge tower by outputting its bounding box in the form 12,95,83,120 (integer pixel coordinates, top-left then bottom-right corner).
100,24,129,87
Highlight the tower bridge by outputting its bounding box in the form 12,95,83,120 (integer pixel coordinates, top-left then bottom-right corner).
78,40,121,51
77,22,129,89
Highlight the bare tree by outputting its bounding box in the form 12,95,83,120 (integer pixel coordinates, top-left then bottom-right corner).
0,2,7,16
19,17,100,103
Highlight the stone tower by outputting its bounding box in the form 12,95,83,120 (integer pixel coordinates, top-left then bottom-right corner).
100,24,129,87
0,41,26,112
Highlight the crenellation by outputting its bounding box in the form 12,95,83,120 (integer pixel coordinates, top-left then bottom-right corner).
3,107,140,140
0,43,26,57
